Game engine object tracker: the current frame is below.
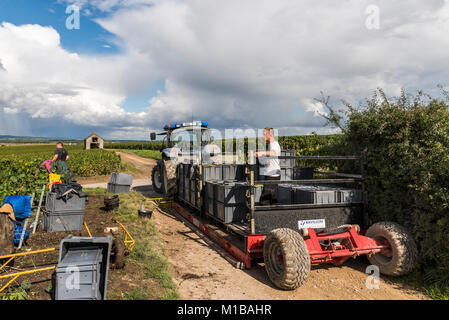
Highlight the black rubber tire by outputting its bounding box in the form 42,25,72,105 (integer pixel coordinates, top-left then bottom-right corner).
151,165,163,194
263,228,310,290
366,221,418,276
162,160,177,196
111,235,126,269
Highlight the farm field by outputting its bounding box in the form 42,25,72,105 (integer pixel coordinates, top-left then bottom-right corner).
0,144,126,201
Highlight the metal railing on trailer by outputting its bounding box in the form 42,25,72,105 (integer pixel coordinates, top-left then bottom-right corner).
245,153,366,235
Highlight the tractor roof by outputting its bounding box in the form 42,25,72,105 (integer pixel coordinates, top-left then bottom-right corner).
163,121,209,131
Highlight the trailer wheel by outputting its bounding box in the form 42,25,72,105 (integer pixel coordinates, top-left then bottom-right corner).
110,235,126,269
366,221,418,276
263,228,310,290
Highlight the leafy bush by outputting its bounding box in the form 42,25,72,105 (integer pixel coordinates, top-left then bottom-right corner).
325,89,449,281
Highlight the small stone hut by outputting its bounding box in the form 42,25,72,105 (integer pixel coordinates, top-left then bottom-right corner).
84,131,104,150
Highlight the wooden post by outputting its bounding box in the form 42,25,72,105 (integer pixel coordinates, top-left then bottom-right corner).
249,150,256,235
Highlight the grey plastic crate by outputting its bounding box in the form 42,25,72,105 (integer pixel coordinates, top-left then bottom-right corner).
43,210,84,232
294,167,314,180
56,235,112,300
110,172,133,185
280,150,296,168
216,182,248,205
107,183,130,194
45,192,86,213
216,202,248,224
205,182,215,200
337,188,363,203
292,185,338,204
222,164,246,181
203,166,223,182
280,168,293,181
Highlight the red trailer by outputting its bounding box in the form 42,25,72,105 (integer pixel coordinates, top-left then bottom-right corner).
171,155,418,290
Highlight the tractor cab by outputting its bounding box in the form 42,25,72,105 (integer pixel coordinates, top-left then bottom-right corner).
150,121,221,195
151,121,215,163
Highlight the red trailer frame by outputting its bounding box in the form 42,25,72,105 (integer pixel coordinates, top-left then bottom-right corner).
173,202,390,269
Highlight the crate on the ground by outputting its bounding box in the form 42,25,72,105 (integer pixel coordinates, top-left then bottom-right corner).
280,150,296,168
43,210,84,232
45,192,86,213
110,172,133,185
55,235,112,300
216,202,247,224
107,183,130,194
293,167,314,180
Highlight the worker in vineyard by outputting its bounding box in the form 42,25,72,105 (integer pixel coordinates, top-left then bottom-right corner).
52,141,75,183
255,127,281,205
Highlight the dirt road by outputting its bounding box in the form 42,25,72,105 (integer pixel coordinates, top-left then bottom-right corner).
121,153,430,300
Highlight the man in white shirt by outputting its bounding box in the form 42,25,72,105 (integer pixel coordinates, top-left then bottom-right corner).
255,127,281,205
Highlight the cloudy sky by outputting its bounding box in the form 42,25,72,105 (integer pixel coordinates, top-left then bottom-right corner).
0,0,448,139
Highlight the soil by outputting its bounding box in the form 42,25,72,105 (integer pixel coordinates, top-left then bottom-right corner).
121,153,430,300
0,196,155,300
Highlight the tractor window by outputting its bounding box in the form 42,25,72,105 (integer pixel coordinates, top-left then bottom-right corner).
170,130,196,151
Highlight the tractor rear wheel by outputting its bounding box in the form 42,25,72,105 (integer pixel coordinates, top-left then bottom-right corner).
151,165,163,194
162,160,177,196
263,228,310,290
366,221,418,276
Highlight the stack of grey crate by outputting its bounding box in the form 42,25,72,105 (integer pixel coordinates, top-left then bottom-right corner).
43,191,86,232
178,164,200,208
55,235,112,300
204,181,263,224
277,184,363,205
107,172,133,193
280,150,295,181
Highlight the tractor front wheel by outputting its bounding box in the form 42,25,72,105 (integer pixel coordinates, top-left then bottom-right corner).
263,228,310,290
366,221,418,276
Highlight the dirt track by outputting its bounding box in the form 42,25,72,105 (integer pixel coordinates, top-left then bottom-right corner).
121,153,430,300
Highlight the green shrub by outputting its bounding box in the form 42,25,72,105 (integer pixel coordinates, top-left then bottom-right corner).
326,89,449,284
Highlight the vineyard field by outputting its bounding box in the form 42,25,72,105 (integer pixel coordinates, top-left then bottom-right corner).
0,144,122,201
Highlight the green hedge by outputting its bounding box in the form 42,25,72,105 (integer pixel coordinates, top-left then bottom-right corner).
331,89,449,282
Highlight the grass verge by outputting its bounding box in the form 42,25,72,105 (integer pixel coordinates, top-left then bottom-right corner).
118,149,162,160
83,188,179,300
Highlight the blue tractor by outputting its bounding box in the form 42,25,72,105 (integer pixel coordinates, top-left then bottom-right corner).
150,121,220,195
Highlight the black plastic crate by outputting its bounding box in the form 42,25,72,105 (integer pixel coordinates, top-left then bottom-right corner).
294,167,314,180
276,184,293,204
216,202,248,224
